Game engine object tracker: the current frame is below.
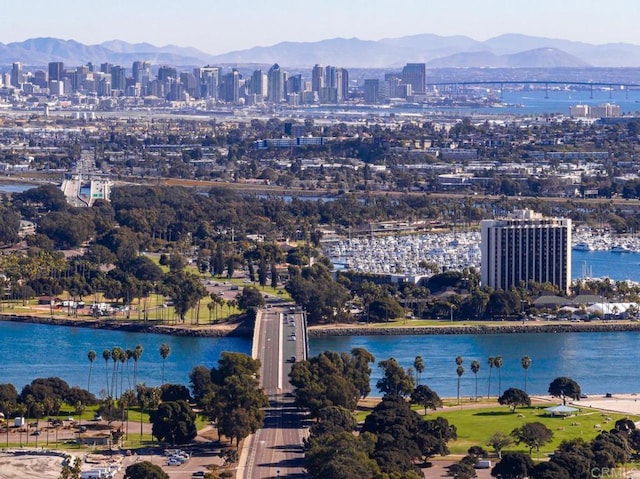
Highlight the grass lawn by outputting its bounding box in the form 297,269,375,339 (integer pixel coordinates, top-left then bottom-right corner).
429,403,639,456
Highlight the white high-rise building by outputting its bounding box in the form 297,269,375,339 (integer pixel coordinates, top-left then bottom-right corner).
481,209,572,294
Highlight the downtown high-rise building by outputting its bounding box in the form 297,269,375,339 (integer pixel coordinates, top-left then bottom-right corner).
267,64,283,103
401,63,426,95
11,62,23,87
481,209,572,295
48,62,65,85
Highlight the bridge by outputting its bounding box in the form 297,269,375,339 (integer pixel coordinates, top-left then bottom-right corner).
238,299,309,479
427,80,640,99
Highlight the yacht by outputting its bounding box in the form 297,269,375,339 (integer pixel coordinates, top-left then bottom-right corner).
573,242,593,251
611,244,632,253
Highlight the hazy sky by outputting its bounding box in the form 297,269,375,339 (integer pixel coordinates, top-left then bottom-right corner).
4,0,639,54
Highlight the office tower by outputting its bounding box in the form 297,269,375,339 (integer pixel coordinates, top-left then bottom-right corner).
287,74,303,95
48,62,65,83
157,66,177,83
481,209,572,295
364,79,380,104
250,69,265,97
219,69,240,104
33,70,48,88
311,64,324,93
11,62,22,87
180,72,198,98
267,64,283,103
338,68,349,101
197,66,219,100
401,63,426,95
110,66,126,91
100,63,113,74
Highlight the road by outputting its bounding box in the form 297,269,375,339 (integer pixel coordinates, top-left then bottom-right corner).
241,302,309,479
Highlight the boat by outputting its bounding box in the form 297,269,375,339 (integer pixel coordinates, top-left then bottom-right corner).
573,242,593,251
611,245,632,253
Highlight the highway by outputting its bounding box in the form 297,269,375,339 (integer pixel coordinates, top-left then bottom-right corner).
240,302,309,479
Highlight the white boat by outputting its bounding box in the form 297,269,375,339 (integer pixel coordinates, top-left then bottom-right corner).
573,242,593,251
611,245,632,253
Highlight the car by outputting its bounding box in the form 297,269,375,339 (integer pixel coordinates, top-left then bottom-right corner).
580,394,588,399
288,335,297,341
93,414,102,421
31,430,41,436
289,356,296,363
192,472,206,477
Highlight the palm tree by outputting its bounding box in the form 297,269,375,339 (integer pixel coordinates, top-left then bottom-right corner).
494,356,503,396
102,349,111,397
159,343,171,385
487,356,494,398
521,356,532,393
87,350,96,394
132,344,143,387
455,356,464,405
111,347,123,398
470,360,480,401
414,356,425,386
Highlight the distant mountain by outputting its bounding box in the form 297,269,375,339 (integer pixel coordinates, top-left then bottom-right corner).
0,37,212,66
426,48,589,68
1,34,639,69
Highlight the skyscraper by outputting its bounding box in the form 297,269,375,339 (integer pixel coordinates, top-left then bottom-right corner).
250,69,265,97
11,62,22,87
481,209,572,295
311,64,324,94
197,66,219,100
401,63,426,95
267,64,283,103
364,79,380,104
48,62,65,85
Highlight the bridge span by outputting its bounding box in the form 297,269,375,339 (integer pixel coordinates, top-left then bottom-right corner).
238,299,309,479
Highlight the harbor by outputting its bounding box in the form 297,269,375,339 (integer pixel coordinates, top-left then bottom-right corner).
325,228,640,282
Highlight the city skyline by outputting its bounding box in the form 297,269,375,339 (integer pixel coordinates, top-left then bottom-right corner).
3,0,640,56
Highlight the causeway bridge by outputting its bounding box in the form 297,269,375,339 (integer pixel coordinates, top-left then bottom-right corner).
238,299,310,479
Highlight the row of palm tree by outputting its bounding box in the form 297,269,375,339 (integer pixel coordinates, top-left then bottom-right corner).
87,345,143,398
413,354,533,404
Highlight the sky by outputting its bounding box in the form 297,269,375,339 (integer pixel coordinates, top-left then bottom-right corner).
3,0,639,55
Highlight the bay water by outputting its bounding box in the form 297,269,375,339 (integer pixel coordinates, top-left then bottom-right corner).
0,319,639,401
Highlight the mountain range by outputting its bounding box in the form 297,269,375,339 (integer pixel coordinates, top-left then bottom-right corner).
1,34,639,69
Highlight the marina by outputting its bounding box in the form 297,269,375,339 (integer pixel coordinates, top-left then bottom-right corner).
325,229,640,282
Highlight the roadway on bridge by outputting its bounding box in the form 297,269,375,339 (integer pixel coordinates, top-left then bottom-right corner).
241,303,309,479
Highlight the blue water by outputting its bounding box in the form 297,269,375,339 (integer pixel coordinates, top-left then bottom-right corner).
572,250,640,282
0,183,36,193
0,321,251,395
311,331,640,399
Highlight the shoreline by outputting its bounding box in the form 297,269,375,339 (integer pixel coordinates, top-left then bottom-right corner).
308,321,640,337
4,313,640,338
0,313,253,337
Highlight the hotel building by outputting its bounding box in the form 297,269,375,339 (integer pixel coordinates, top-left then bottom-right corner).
481,209,572,294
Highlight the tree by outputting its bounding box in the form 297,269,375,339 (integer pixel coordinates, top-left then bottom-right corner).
447,456,478,479
124,461,169,479
511,422,554,454
521,356,531,393
488,432,514,459
493,356,503,396
498,388,531,412
159,343,171,385
413,356,425,386
470,360,480,401
58,456,82,479
149,400,197,445
87,350,96,394
530,461,570,479
548,377,581,405
456,356,464,406
305,431,382,479
376,358,414,397
411,385,443,415
102,349,111,397
162,270,207,322
487,356,495,398
491,452,534,479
